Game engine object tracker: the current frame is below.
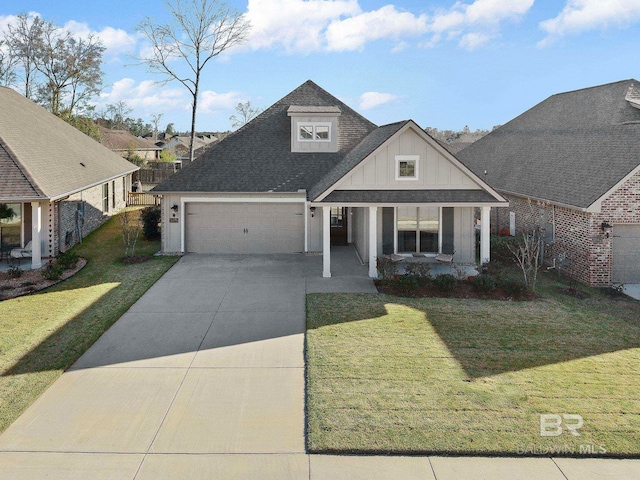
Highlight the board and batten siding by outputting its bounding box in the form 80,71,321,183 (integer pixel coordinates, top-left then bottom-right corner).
334,128,481,190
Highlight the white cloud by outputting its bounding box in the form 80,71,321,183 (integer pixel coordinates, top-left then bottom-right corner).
459,32,494,50
325,5,428,51
426,0,533,50
199,90,245,114
539,0,640,47
98,78,188,114
246,0,361,53
359,91,399,110
64,20,139,57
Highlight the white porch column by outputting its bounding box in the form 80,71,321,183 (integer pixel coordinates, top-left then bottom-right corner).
322,206,331,278
368,206,378,278
31,201,42,269
480,206,491,265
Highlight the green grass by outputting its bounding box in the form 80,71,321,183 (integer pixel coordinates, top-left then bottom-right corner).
306,274,640,456
0,210,178,433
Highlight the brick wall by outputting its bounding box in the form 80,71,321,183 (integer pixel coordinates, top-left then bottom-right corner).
493,170,640,287
55,175,130,254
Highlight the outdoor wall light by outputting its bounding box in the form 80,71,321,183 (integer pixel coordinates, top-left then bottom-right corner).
601,221,613,238
310,206,316,218
171,204,179,212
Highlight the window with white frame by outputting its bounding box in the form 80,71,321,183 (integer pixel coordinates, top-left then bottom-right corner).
395,155,419,180
298,122,331,142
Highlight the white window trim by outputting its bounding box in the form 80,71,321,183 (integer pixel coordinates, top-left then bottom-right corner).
297,122,332,142
395,155,419,181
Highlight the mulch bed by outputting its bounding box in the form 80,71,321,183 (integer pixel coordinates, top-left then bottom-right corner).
375,279,537,301
0,258,87,301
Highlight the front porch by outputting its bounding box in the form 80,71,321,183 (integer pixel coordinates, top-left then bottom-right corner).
0,201,46,271
318,204,491,278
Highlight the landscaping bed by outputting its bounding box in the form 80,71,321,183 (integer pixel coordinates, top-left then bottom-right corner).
306,279,640,456
0,259,87,301
374,277,537,301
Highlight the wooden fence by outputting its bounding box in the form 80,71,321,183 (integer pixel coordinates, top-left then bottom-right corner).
138,168,175,184
127,192,160,206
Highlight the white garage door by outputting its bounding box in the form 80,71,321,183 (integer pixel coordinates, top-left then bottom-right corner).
612,224,640,283
185,202,304,254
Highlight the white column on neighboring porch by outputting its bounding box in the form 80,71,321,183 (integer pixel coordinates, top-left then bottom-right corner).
322,206,331,278
480,206,491,265
31,201,42,269
368,206,378,278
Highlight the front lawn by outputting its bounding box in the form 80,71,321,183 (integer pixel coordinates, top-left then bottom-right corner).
0,210,178,433
306,277,640,456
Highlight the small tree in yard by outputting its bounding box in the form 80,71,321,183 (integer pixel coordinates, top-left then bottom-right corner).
508,231,543,291
120,210,142,258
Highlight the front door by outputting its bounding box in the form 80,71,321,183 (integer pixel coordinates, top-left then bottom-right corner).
330,207,348,246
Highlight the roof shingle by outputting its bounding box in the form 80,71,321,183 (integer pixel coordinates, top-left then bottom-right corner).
457,79,640,209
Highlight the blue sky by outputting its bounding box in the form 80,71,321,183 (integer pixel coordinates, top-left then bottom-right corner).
1,0,639,133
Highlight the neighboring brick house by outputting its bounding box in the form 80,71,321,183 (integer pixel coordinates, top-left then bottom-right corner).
458,79,640,286
0,87,138,269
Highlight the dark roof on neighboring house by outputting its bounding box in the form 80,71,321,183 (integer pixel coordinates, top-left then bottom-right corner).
457,79,640,209
322,189,498,203
153,80,377,197
0,87,138,202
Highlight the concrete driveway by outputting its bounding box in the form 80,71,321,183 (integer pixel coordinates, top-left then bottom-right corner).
1,250,638,479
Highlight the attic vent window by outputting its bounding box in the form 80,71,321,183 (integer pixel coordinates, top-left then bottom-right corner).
395,155,419,180
298,122,331,142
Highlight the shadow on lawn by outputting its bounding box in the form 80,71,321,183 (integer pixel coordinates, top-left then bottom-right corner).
307,293,640,379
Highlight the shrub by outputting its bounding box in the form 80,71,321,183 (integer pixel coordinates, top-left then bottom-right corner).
141,206,161,240
41,262,64,281
433,273,458,293
404,262,431,278
7,265,22,278
56,250,79,270
472,273,496,294
376,256,398,281
394,275,421,296
497,275,530,297
490,235,520,264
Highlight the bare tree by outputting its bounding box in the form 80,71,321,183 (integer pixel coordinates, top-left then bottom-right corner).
151,112,164,138
137,0,250,162
508,231,543,291
5,14,45,99
229,100,261,129
107,101,133,129
0,40,17,87
33,23,105,116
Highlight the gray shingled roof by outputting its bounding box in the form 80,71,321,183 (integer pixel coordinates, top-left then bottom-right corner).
457,79,640,209
322,190,498,203
0,140,43,200
0,87,138,201
153,80,377,195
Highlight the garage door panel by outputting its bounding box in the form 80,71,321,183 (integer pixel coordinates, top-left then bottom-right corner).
185,202,304,254
612,224,640,284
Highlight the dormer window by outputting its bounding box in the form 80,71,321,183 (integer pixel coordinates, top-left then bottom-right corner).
288,105,340,153
298,123,331,142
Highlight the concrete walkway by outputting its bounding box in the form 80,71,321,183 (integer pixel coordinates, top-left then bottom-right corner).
0,249,638,479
